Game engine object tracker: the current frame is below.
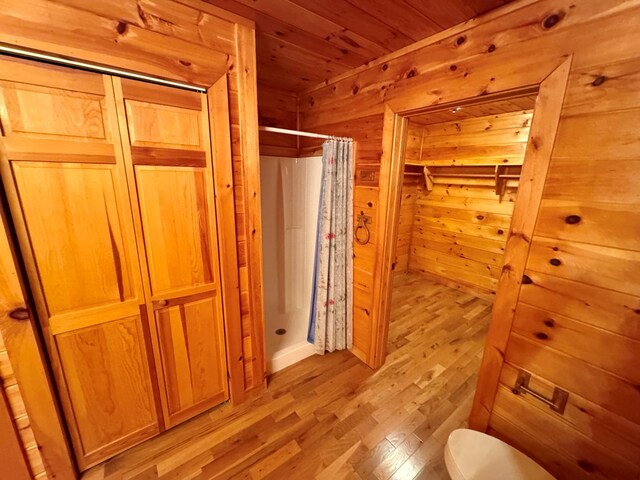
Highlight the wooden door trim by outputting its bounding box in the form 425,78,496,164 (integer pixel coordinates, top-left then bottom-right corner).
234,24,266,391
368,105,408,368
207,74,246,403
369,59,573,425
470,59,572,430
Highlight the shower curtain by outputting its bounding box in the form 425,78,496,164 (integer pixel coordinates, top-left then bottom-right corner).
308,138,354,354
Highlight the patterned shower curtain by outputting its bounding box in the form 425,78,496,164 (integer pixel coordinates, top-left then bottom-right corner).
308,138,354,354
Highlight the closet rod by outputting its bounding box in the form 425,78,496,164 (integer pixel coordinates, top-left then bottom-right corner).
259,126,352,140
0,43,206,93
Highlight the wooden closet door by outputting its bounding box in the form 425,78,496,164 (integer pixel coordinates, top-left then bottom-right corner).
0,57,160,470
113,78,229,427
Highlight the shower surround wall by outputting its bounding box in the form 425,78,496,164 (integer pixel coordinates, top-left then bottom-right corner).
260,155,323,372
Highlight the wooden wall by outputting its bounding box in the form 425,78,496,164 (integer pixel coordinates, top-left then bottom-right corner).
409,183,515,293
392,123,422,273
394,175,419,273
257,85,298,157
298,1,640,478
0,327,44,477
403,109,532,294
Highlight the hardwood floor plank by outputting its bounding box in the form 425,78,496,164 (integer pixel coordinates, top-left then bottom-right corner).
83,272,490,480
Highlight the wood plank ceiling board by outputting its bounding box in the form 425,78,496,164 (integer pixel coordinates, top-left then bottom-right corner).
205,0,514,91
410,95,538,125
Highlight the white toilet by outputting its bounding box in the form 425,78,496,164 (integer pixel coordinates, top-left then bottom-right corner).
444,429,556,480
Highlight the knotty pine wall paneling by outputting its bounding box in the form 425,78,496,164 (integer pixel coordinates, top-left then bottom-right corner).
299,1,640,478
406,109,533,294
393,123,422,273
258,85,298,157
394,175,419,274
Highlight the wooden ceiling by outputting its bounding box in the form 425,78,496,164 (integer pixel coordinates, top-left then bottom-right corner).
410,95,537,125
205,0,513,92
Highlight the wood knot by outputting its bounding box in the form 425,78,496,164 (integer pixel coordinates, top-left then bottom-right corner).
407,69,417,78
352,85,359,95
549,258,561,266
535,332,549,340
488,44,496,53
179,60,192,67
542,13,563,30
544,319,555,328
8,307,29,321
455,36,466,46
367,202,373,207
476,215,484,220
577,460,596,473
116,21,128,34
497,229,504,235
381,63,388,71
565,214,581,224
450,65,457,71
522,274,533,285
592,75,606,87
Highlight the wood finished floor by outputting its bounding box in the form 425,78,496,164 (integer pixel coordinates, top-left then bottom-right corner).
83,272,492,480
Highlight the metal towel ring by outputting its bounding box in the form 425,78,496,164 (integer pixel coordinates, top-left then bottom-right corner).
355,214,371,245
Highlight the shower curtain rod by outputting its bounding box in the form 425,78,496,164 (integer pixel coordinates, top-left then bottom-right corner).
259,126,352,140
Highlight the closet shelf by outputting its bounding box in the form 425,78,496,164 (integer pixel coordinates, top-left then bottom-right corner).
404,163,521,196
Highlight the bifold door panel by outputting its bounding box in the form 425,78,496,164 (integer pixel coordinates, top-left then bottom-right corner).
0,57,228,469
114,77,229,428
0,58,159,469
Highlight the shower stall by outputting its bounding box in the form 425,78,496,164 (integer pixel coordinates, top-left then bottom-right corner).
260,154,323,373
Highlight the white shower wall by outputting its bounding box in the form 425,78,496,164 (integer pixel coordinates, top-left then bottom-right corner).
260,155,323,373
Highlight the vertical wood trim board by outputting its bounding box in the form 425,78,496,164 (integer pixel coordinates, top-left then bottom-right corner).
208,75,246,403
369,107,408,368
234,23,267,391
